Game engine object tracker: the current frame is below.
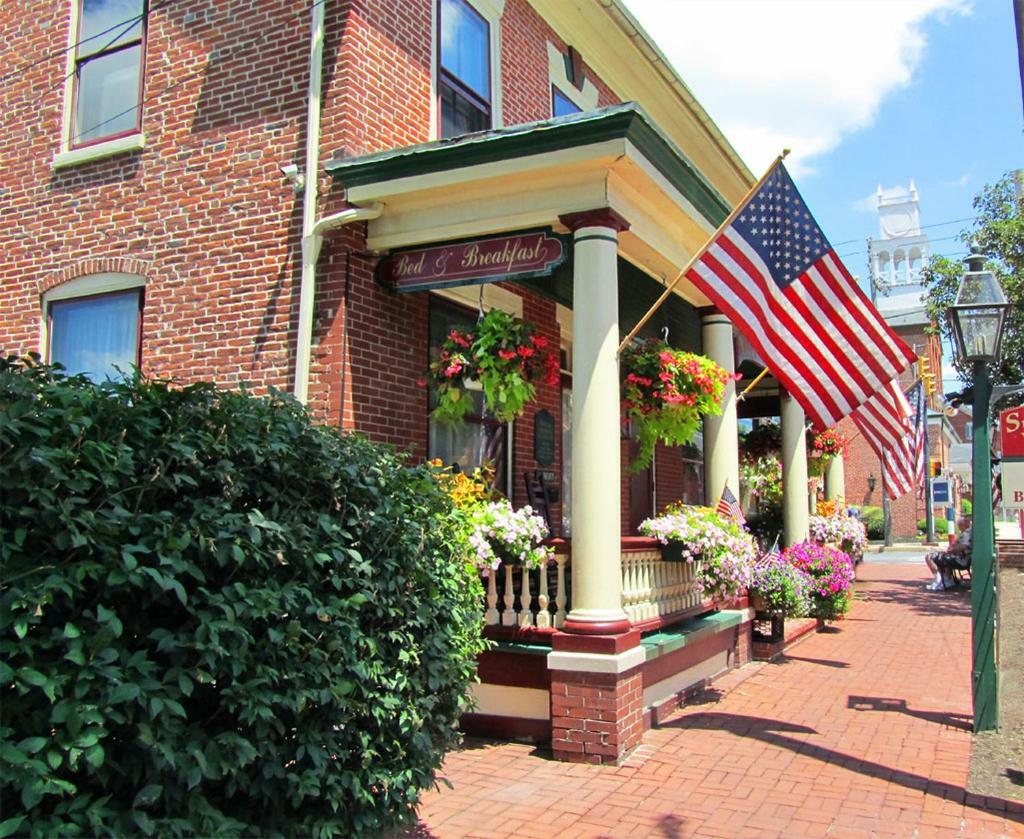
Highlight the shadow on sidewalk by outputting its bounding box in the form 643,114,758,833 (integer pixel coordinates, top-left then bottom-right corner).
856,578,973,618
777,654,851,668
662,711,1023,821
847,695,974,732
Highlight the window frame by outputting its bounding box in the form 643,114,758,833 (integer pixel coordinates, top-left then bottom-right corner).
64,0,149,153
551,84,582,118
433,0,503,140
42,273,146,379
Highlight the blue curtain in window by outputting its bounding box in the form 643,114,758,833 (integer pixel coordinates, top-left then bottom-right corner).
50,290,140,381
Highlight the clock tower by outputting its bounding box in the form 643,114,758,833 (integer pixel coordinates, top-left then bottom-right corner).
869,180,930,314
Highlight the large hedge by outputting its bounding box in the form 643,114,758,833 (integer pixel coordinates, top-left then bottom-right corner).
0,358,486,837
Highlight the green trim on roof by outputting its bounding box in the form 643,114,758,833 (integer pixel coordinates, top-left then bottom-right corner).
326,103,730,227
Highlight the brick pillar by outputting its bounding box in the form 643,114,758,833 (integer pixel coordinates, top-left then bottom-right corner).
547,631,645,765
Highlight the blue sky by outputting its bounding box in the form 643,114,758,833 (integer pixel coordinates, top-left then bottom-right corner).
624,0,1022,389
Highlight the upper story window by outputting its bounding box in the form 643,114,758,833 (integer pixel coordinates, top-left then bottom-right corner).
44,274,145,381
552,87,581,118
438,0,492,138
72,0,147,148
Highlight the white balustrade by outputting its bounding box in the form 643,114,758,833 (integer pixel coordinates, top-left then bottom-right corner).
483,554,570,629
620,549,703,624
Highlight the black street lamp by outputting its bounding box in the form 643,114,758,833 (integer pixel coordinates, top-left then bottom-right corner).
947,244,1009,733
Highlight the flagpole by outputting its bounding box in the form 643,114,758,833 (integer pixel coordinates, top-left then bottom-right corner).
617,148,791,355
736,367,770,402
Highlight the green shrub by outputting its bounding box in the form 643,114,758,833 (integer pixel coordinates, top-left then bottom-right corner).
0,358,486,837
961,499,972,515
858,506,884,540
916,518,949,535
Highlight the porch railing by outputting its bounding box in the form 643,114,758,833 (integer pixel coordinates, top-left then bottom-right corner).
620,546,702,623
483,541,703,631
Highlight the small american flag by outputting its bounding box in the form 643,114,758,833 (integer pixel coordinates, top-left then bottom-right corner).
715,485,745,524
686,161,916,456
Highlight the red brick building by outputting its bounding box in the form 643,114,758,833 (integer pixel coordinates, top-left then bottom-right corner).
0,0,779,764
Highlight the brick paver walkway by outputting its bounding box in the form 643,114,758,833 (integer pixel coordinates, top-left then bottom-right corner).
410,562,1024,838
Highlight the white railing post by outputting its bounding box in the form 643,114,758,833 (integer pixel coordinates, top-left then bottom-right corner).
536,561,551,628
485,570,499,625
519,567,534,628
501,564,516,626
554,554,568,628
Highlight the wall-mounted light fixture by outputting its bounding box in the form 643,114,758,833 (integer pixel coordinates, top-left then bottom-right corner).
867,473,877,493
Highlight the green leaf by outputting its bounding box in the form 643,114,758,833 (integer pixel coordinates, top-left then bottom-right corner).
18,737,47,754
133,784,163,809
133,810,155,835
63,622,81,639
109,683,140,704
0,816,27,838
18,668,48,688
13,618,27,640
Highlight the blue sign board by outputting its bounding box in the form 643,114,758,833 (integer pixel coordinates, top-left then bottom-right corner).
931,479,950,505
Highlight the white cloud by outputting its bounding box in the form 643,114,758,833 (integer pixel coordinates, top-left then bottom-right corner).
622,0,970,178
852,183,915,214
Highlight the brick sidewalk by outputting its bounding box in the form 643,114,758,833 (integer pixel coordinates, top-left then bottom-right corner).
408,563,1024,838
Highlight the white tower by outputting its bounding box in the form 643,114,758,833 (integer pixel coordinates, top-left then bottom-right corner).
869,181,931,314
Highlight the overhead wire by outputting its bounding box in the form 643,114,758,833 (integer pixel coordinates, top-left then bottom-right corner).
0,0,175,85
829,215,977,248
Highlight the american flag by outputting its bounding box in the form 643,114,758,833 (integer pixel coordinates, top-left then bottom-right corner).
850,380,921,499
686,161,916,454
715,485,745,524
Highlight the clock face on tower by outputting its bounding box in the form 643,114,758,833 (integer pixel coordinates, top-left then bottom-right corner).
881,210,914,238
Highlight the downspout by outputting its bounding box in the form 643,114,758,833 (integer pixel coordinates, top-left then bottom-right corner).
292,0,383,403
293,0,327,404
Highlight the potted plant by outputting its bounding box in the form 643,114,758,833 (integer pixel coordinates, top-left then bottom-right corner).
809,512,867,566
749,554,810,616
467,499,553,572
782,541,855,621
427,309,559,425
620,339,735,470
639,504,757,605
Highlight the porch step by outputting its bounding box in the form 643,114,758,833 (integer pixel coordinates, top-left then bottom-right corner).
640,610,745,661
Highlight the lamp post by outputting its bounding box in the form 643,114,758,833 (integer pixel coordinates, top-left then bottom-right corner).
947,244,1010,732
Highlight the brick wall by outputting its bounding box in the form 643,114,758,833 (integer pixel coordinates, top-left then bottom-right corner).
550,668,644,765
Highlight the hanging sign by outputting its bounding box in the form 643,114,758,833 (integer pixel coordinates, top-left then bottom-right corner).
376,228,569,293
931,478,950,505
1001,406,1024,509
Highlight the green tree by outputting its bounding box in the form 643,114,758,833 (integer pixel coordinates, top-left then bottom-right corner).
921,170,1023,396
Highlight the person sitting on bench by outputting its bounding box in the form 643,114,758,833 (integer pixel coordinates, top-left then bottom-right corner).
924,516,972,591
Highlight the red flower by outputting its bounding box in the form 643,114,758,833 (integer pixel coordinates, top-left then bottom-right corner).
542,353,560,386
530,334,549,349
498,349,518,361
516,345,535,358
415,377,428,389
449,329,471,348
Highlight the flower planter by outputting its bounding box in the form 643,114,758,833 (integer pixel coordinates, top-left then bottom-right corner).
659,541,688,563
749,592,768,613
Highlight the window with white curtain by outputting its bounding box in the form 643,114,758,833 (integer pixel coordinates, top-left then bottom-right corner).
47,287,142,381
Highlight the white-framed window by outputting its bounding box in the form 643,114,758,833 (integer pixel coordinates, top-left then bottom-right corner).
546,42,598,118
434,0,503,139
55,0,148,168
42,273,146,381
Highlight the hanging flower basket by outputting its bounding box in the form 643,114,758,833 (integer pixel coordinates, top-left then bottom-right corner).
807,427,850,476
621,339,736,471
427,309,559,425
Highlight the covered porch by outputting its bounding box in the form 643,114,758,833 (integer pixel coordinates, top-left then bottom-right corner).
327,104,819,764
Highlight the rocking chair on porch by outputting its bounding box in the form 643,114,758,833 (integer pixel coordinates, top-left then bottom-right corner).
524,470,559,537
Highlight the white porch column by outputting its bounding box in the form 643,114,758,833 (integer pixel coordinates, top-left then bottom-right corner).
825,454,846,502
780,389,809,546
559,209,631,635
701,310,740,505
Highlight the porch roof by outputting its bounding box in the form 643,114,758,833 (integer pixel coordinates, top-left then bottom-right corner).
325,104,735,305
